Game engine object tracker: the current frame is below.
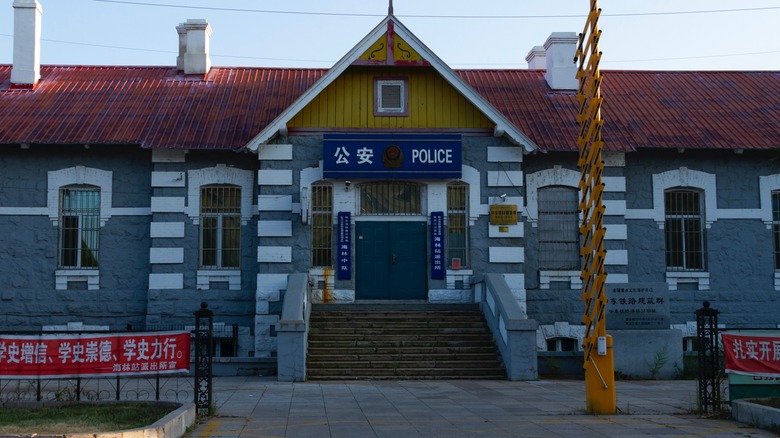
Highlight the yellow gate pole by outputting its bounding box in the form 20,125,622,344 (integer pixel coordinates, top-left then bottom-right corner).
574,0,616,414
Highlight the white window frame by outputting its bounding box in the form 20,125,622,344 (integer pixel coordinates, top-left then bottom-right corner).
375,78,407,115
526,167,582,290
187,165,253,290
48,167,113,291
652,168,714,291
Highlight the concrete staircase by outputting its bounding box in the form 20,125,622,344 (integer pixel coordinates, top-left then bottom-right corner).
306,303,507,380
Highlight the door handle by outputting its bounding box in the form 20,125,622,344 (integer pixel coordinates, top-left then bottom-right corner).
392,253,396,264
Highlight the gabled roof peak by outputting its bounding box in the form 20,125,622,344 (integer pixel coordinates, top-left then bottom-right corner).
244,14,538,153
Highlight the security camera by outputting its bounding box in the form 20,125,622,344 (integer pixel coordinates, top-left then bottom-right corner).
345,181,351,191
499,193,507,200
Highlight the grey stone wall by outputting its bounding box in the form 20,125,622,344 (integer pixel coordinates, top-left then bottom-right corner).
0,146,152,330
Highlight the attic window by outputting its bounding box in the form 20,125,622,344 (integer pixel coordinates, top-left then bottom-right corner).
375,78,407,116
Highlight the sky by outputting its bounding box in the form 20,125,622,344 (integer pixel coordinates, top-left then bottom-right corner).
1,0,779,71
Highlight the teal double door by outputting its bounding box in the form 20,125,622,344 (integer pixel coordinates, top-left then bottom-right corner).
355,221,427,300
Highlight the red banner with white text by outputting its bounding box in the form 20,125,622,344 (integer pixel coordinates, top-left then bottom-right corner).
722,332,780,377
0,331,190,379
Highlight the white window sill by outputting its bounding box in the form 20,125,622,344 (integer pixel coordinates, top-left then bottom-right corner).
539,270,582,290
446,269,473,289
666,271,710,291
197,270,241,290
56,269,99,290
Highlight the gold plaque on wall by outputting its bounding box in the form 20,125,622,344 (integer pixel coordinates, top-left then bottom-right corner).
489,204,518,225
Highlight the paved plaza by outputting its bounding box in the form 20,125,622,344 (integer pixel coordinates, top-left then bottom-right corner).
187,377,775,437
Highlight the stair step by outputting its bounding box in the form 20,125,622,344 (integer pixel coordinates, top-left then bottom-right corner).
306,304,505,380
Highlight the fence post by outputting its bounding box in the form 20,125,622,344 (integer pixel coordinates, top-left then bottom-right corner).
194,302,213,416
695,301,721,414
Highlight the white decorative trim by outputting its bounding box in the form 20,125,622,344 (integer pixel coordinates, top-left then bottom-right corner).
759,174,780,228
605,224,627,240
187,165,254,224
605,273,629,283
148,273,183,290
258,246,292,263
151,197,185,213
150,222,185,238
539,270,582,290
48,167,112,226
605,249,628,266
652,167,717,228
487,147,523,163
257,273,289,301
537,322,585,351
525,166,580,223
149,248,184,264
446,269,473,289
258,220,292,237
603,200,627,216
197,270,240,291
258,144,293,161
488,247,524,263
258,169,293,186
151,171,185,188
55,269,99,291
258,195,293,212
487,170,523,187
460,165,482,224
666,271,710,291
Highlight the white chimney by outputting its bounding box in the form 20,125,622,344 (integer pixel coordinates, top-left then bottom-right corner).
11,0,42,87
525,45,546,69
183,19,212,75
175,22,186,72
543,32,578,91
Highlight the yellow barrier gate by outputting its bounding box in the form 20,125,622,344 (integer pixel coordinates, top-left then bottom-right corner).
575,0,616,414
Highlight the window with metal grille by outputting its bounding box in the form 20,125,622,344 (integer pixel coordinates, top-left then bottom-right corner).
447,182,469,268
200,185,241,269
772,191,780,270
311,183,333,267
664,189,705,271
375,79,406,115
59,186,100,268
546,337,577,352
359,181,423,215
538,186,580,270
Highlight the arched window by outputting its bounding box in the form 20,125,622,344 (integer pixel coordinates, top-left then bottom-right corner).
200,185,241,269
59,185,100,269
538,186,579,270
664,188,706,271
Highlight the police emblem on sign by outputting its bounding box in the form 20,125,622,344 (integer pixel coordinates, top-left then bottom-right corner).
382,144,403,168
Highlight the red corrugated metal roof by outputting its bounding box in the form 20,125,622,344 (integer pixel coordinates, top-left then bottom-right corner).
0,65,326,150
458,69,780,152
1,65,778,151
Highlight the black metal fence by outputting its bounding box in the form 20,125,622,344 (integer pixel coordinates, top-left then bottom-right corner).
695,301,721,414
1,303,221,417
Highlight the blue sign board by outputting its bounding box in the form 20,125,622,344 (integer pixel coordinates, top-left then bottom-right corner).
323,133,462,179
337,212,351,280
430,212,445,279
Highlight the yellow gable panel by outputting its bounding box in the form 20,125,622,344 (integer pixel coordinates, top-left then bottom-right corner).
393,35,423,62
288,66,494,130
358,35,388,62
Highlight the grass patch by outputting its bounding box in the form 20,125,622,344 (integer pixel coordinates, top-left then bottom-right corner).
0,402,178,434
